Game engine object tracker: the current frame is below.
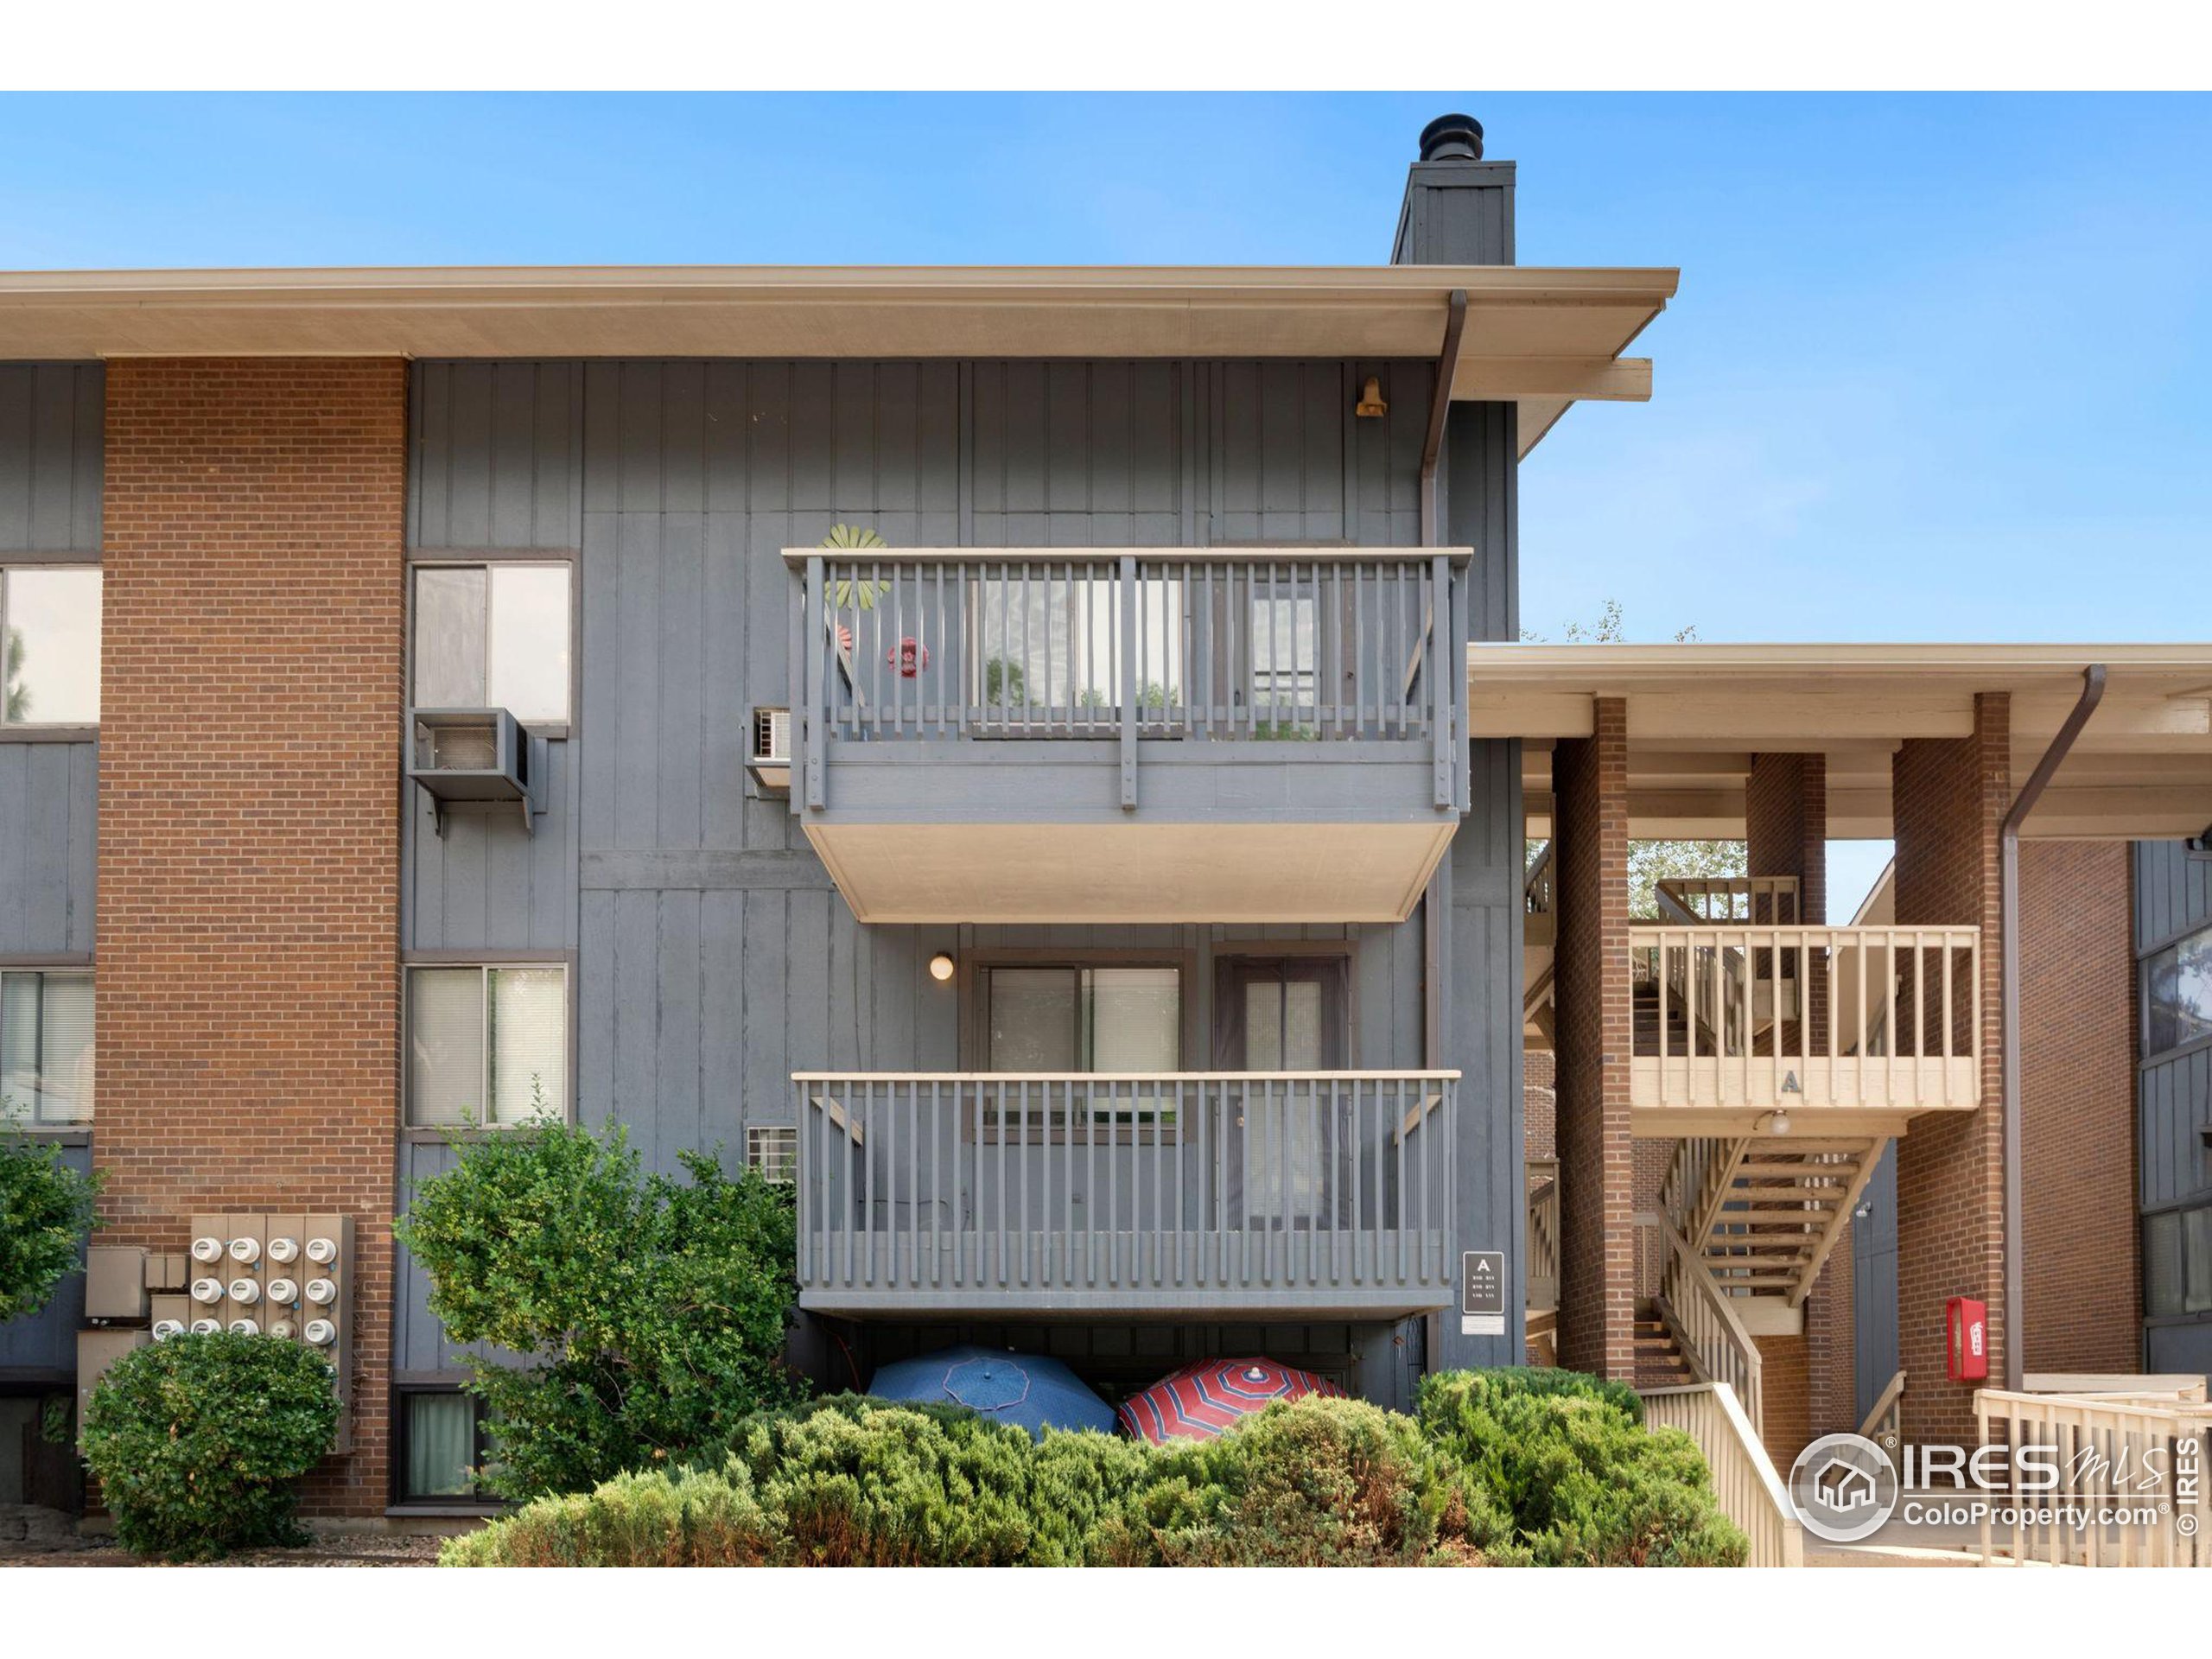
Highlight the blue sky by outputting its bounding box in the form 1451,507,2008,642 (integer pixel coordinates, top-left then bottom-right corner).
4,92,2207,654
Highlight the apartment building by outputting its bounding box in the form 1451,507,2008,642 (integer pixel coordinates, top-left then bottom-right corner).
0,117,2207,1523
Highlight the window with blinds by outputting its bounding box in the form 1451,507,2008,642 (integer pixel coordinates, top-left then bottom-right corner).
406,964,567,1128
0,969,94,1125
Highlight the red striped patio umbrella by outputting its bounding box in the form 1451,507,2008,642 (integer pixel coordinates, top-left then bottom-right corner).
1116,1358,1344,1443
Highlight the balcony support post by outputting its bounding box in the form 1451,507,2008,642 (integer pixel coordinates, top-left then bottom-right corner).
1119,553,1139,810
804,554,827,811
1432,552,1452,808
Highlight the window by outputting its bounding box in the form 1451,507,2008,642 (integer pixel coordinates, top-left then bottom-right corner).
412,563,571,725
2,567,101,727
2145,1204,2212,1319
747,1125,798,1184
2145,925,2212,1058
0,969,94,1125
406,964,567,1128
398,1390,497,1503
979,962,1183,1133
969,572,1182,715
985,965,1181,1072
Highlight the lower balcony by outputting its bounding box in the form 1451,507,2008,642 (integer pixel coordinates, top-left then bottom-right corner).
793,1071,1458,1319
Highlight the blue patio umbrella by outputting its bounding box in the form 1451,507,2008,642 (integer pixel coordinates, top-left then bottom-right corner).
866,1344,1116,1440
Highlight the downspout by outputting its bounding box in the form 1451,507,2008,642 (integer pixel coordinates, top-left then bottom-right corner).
1417,289,1469,550
1421,289,1467,1067
1999,663,2105,1389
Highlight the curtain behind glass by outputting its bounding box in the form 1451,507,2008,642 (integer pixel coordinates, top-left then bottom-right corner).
413,568,487,708
488,968,565,1124
487,565,571,724
405,1395,477,1499
4,569,102,725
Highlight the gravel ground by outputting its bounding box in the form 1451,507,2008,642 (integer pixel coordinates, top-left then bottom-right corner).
0,1509,449,1567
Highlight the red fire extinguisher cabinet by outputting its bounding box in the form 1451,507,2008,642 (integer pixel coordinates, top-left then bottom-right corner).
1946,1296,1988,1382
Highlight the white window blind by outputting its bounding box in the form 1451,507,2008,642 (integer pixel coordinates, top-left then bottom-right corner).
488,968,565,1125
0,969,94,1125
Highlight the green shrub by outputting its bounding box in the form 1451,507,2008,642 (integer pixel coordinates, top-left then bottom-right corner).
0,1134,99,1319
81,1333,340,1560
448,1394,1508,1568
1428,1364,1645,1423
1090,1395,1513,1567
396,1122,799,1501
1419,1370,1745,1567
442,1465,779,1567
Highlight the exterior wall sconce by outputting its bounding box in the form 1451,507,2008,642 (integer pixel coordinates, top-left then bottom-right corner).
1757,1109,1791,1135
1355,376,1389,418
928,952,956,983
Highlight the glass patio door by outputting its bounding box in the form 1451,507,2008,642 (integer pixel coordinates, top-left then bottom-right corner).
1215,957,1349,1227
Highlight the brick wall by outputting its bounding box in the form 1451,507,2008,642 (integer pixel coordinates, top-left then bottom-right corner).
95,359,406,1516
1524,1048,1555,1162
1755,1333,1814,1467
1891,694,2009,1448
1553,697,1634,1378
2019,840,2140,1374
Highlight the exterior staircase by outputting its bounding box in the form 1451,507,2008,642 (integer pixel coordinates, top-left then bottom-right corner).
1662,1134,1887,1312
1632,1299,1695,1389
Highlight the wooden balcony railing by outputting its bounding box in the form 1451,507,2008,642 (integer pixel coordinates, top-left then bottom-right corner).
1630,925,1981,1116
1975,1387,2212,1567
786,548,1470,812
793,1071,1459,1314
1655,875,1801,925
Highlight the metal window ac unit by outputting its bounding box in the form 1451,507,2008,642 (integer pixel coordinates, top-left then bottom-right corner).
408,708,539,835
749,706,791,793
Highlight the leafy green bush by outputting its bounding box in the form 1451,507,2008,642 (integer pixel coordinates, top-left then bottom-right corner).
1435,1363,1645,1423
81,1333,340,1560
1419,1370,1745,1566
0,1134,99,1319
448,1395,1507,1567
1089,1395,1511,1567
396,1122,799,1502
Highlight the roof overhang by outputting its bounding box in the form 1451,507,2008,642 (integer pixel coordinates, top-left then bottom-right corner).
0,264,1676,457
1475,643,2212,842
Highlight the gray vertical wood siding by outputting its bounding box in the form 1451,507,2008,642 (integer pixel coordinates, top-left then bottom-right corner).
397,358,1516,1396
0,365,102,959
0,363,102,554
0,741,97,956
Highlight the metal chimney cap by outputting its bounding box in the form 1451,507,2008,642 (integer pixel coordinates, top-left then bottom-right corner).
1419,113,1484,162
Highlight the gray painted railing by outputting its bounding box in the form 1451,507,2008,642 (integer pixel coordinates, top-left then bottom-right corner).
787,548,1470,811
792,1071,1459,1312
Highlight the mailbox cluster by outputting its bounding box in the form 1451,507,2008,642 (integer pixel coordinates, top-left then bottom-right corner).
79,1212,358,1451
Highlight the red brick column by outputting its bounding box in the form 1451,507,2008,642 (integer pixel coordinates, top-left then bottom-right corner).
1891,693,2009,1449
1553,697,1635,1379
96,359,406,1516
2019,842,2139,1373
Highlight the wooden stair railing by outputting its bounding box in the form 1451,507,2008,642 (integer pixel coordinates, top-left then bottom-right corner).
1644,1211,1766,1437
1641,1382,1805,1567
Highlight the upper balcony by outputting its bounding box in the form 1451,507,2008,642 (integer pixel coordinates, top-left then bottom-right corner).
1627,877,1982,1134
782,548,1471,924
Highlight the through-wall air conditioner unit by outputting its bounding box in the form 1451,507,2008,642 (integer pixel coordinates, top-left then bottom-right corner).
407,708,540,836
749,706,791,794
